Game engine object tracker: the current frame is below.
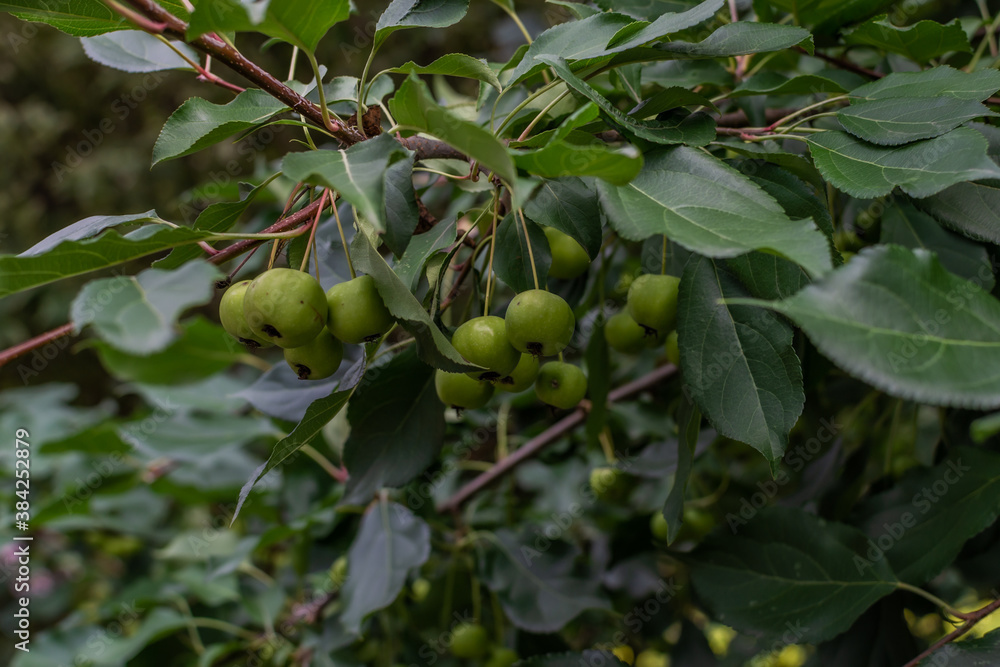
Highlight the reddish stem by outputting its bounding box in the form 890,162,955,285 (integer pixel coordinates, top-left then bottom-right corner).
903,597,1000,666
0,323,75,369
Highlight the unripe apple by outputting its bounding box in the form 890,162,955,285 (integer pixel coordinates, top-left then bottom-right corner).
283,329,344,380
496,353,540,393
244,268,328,348
326,274,394,344
627,274,680,337
664,330,680,366
535,361,587,409
612,645,634,665
504,289,575,357
452,315,520,381
650,512,669,541
605,311,649,354
451,622,489,659
485,647,520,667
219,280,272,349
544,226,590,279
590,466,627,502
435,370,494,410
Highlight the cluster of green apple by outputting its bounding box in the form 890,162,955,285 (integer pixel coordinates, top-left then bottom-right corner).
218,267,394,380
605,274,681,366
449,622,519,666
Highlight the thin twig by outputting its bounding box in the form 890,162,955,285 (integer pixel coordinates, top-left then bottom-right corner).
903,597,1000,667
437,364,677,512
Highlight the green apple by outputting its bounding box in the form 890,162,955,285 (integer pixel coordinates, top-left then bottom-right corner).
504,289,575,357
451,622,489,659
544,226,590,279
283,329,344,380
485,648,520,667
326,274,394,344
453,315,521,381
219,279,271,349
435,370,494,410
535,361,587,409
244,268,328,348
627,274,680,337
496,353,540,393
664,330,680,366
605,311,649,354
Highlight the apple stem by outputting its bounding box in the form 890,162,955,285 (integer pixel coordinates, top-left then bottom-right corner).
330,195,356,279
483,190,500,316
517,209,540,290
299,190,327,273
661,235,668,275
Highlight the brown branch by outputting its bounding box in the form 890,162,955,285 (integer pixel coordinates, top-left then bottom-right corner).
903,597,1000,666
0,323,76,369
436,363,677,513
795,46,882,79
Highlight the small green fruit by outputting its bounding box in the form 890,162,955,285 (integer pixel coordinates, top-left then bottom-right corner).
326,274,394,344
682,506,715,535
244,268,328,348
453,315,521,381
664,330,680,366
535,361,587,409
605,311,648,354
411,577,431,602
451,622,489,659
544,226,590,279
219,280,271,349
283,329,344,380
497,353,540,393
486,648,520,667
650,512,669,541
504,289,575,357
435,370,494,410
627,274,680,337
634,650,668,667
589,466,626,502
329,556,348,586
612,645,634,665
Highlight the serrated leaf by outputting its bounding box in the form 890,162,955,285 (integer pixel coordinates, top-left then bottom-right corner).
389,53,500,91
153,89,288,164
394,217,457,290
477,529,609,632
837,97,997,146
730,71,849,98
745,245,1000,409
340,501,431,632
282,134,413,243
233,386,354,521
0,0,125,36
722,141,826,190
760,0,894,34
494,212,551,293
807,127,1000,199
844,15,971,63
916,180,1000,246
662,401,700,543
632,22,813,59
350,232,477,373
540,56,715,146
187,0,350,52
524,177,602,258
604,0,724,52
597,147,832,278
0,224,215,298
90,316,242,385
19,210,161,256
852,447,1000,585
341,348,444,505
373,0,469,51
850,66,1000,102
512,132,645,184
81,31,198,72
389,75,515,183
690,506,898,643
70,260,221,355
880,200,993,289
678,256,803,464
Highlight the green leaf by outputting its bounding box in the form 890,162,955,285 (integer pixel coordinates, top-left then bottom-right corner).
0,224,215,298
917,180,1000,246
512,132,645,184
584,319,609,448
81,31,198,72
340,500,431,632
746,162,835,240
477,529,609,632
539,56,716,146
722,141,826,190
71,260,221,355
20,210,162,256
730,71,850,97
233,386,354,521
187,0,350,52
282,134,414,244
844,16,971,63
394,218,457,291
90,316,243,385
807,127,1000,199
850,67,1000,102
494,212,551,294
661,401,700,543
837,97,997,146
374,0,470,51
154,180,268,269
605,0,724,52
153,89,288,164
383,151,419,257
389,54,501,91
389,75,515,183
597,147,832,278
690,506,897,643
727,252,811,301
852,447,1000,585
517,652,628,667
0,0,125,36
524,178,603,258
678,256,803,465
923,629,1000,665
758,0,894,33
341,349,444,505
631,22,813,59
747,245,1000,409
880,200,993,289
350,232,477,373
